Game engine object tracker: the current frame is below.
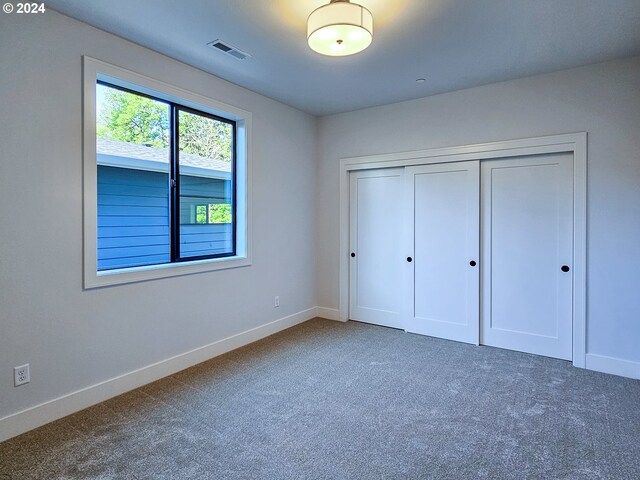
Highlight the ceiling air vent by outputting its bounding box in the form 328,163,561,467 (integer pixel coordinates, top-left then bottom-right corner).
207,40,251,60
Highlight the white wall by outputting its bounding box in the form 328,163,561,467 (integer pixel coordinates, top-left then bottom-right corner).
317,57,640,373
0,10,317,434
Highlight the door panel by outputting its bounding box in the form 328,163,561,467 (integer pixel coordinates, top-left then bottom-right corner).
349,168,404,329
481,153,573,360
404,161,480,344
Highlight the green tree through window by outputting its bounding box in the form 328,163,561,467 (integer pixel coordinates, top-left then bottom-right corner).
97,86,232,163
97,88,169,147
209,204,232,224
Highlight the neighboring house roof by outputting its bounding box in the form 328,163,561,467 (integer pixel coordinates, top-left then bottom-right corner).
97,138,231,179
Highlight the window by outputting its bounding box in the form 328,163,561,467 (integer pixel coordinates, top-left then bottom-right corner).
189,204,232,225
84,57,250,287
96,82,236,270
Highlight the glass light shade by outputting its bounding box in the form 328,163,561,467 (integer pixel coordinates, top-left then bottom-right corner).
308,1,373,56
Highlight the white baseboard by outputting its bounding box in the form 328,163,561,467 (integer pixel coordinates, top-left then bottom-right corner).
0,307,316,443
585,353,640,380
7,310,635,443
315,307,343,322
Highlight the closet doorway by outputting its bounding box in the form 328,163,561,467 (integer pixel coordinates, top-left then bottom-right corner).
341,134,586,364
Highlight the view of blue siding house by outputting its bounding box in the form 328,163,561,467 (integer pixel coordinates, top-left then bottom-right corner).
97,138,233,270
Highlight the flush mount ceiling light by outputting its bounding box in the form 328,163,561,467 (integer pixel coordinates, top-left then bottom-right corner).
307,0,373,56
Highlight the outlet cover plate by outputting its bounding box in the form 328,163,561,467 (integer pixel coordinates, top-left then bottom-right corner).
14,364,30,387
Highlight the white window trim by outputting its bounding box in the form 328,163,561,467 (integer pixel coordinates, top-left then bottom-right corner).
82,56,252,288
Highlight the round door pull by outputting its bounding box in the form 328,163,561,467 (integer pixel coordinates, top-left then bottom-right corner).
350,252,356,258
561,265,570,272
407,257,413,262
469,260,477,267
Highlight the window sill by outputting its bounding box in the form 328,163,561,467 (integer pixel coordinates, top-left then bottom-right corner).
84,255,251,289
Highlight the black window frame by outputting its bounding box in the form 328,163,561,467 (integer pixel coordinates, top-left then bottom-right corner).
97,80,237,267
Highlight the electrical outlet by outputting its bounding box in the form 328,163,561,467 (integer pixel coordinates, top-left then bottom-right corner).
274,296,280,307
14,364,30,387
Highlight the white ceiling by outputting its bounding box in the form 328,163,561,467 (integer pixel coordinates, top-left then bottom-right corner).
47,0,640,116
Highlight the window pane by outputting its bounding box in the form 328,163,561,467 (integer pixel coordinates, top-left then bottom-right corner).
96,83,171,270
208,203,232,224
195,205,207,224
178,109,234,259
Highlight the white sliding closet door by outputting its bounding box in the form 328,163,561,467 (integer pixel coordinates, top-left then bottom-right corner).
403,161,480,344
349,168,405,329
481,153,573,360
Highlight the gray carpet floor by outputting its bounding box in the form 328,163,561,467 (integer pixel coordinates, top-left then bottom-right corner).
1,318,639,479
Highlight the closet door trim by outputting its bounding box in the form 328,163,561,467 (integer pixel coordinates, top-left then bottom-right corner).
338,132,587,368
